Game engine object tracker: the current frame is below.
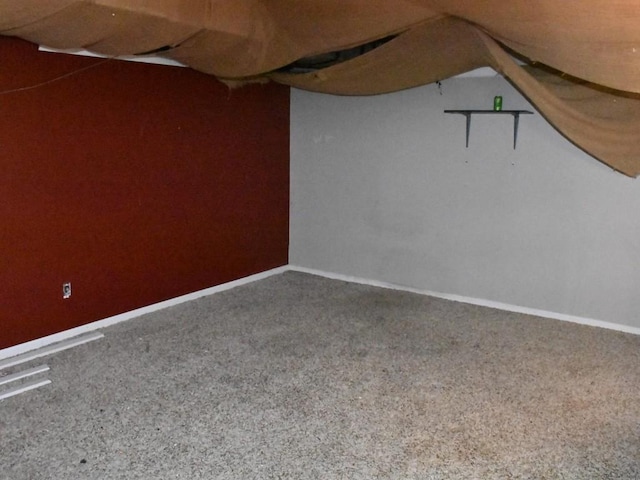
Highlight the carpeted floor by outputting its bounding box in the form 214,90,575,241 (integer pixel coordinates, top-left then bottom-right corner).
1,271,639,479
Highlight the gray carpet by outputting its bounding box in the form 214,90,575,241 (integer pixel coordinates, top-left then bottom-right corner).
1,271,639,479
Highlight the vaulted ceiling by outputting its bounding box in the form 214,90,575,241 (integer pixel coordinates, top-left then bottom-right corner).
3,1,640,176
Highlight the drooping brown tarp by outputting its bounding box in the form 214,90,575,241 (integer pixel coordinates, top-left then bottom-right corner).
2,1,640,176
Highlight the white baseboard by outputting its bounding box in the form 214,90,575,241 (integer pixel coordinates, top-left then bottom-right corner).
0,332,104,370
0,378,52,401
288,265,640,336
0,365,50,386
3,263,638,363
0,266,288,361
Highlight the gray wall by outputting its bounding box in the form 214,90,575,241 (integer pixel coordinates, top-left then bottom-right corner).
290,76,640,330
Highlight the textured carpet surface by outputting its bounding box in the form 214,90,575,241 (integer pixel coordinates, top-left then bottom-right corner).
1,271,639,479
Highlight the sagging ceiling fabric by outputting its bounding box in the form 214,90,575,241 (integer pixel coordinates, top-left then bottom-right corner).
2,1,640,176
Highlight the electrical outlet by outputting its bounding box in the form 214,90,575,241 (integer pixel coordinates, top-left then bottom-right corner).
62,282,72,299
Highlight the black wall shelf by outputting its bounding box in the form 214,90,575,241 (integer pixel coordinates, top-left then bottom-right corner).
444,110,534,149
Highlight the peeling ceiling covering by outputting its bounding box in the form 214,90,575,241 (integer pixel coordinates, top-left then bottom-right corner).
2,1,640,176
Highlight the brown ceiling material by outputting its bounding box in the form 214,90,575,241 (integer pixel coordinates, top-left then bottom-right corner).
259,1,438,70
269,17,491,96
528,72,640,177
479,31,640,177
3,3,200,56
0,1,75,31
427,1,640,94
1,1,639,176
147,1,440,78
159,2,275,79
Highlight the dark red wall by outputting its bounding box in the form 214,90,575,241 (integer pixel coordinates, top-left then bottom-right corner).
0,38,290,349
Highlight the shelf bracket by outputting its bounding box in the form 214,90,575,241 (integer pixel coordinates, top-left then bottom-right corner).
444,109,534,149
